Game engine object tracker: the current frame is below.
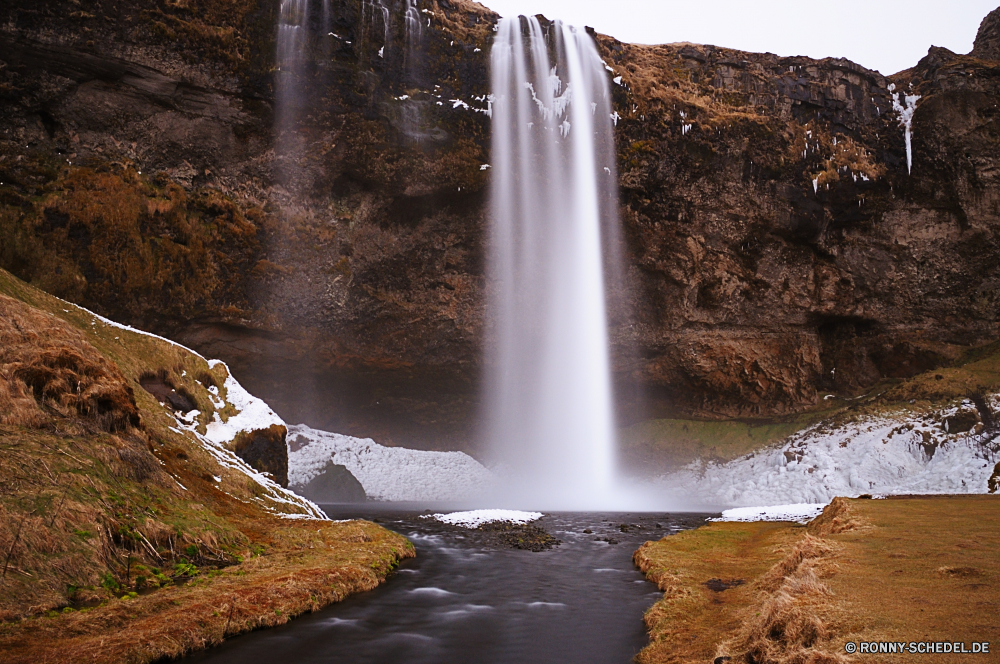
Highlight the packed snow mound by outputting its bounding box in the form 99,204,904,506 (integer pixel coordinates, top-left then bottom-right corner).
287,424,495,502
203,359,284,446
712,503,828,524
425,509,543,528
658,405,998,508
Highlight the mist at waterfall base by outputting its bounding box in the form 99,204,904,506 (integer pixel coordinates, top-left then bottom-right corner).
484,17,647,511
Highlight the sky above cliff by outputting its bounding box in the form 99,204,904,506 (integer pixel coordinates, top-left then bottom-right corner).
478,0,998,75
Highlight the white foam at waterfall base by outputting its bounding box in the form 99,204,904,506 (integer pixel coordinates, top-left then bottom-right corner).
287,424,494,502
653,404,997,509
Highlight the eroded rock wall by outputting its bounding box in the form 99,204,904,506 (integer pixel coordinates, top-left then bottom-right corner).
1,1,999,449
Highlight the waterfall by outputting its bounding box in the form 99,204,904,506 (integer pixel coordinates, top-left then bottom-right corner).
363,0,390,56
486,17,621,509
404,0,423,55
399,0,425,142
275,0,312,187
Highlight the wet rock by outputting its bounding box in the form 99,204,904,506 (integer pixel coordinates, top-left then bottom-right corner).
477,522,559,552
231,424,289,487
972,7,1000,62
291,462,367,503
139,370,196,413
943,411,980,434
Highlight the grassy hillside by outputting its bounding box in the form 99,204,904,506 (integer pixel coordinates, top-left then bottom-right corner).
0,268,413,663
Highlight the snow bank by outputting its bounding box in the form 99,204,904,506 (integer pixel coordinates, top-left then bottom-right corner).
171,412,326,520
425,509,543,528
712,503,827,524
203,359,284,446
287,424,495,502
657,406,997,508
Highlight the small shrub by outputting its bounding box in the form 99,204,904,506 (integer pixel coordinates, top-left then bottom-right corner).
173,562,199,577
100,573,120,593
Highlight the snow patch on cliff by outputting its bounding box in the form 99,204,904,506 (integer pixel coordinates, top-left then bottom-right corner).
287,424,495,502
658,406,997,508
203,360,283,446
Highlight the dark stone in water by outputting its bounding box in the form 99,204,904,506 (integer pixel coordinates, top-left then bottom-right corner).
291,462,366,503
477,522,560,552
582,528,593,534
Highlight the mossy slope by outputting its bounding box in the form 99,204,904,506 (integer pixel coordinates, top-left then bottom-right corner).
0,267,413,663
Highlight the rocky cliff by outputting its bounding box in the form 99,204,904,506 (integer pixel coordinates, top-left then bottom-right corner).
1,1,999,452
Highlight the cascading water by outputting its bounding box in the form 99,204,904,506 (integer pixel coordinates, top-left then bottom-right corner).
486,17,622,509
275,0,312,186
404,0,422,46
362,0,390,57
399,0,426,143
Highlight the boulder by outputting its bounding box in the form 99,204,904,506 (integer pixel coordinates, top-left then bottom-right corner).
232,424,289,488
292,462,367,504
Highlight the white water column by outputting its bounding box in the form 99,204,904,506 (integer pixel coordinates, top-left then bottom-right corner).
487,17,620,509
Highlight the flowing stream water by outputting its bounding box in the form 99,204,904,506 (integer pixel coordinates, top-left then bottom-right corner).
184,507,711,664
486,17,623,510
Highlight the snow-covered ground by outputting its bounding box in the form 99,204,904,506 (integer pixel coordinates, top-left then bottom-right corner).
202,359,284,445
425,509,543,528
712,503,828,524
656,403,998,509
287,424,495,502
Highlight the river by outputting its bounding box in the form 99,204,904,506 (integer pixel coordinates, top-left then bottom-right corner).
184,507,713,664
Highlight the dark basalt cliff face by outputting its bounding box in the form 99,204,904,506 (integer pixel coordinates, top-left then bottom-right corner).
1,0,999,452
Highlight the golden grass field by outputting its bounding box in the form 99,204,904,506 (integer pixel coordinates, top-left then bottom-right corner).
635,496,1000,663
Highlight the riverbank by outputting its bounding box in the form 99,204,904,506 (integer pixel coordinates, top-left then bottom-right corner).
0,268,413,663
634,496,1000,663
0,519,413,663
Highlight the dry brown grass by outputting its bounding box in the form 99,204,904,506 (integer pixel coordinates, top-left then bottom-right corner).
0,293,140,432
716,535,846,664
0,519,413,664
0,162,262,326
0,269,415,663
636,496,1000,664
633,521,801,663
